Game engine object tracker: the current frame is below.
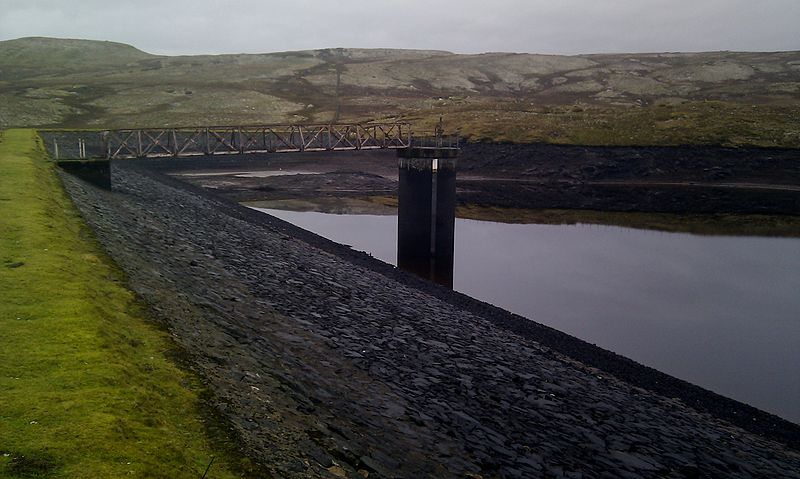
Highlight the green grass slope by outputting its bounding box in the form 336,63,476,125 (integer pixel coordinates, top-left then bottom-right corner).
0,129,253,478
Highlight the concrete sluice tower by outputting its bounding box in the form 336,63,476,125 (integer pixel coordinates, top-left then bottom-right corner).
397,144,459,288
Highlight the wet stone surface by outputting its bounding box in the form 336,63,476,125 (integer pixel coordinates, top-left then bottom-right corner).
60,165,800,478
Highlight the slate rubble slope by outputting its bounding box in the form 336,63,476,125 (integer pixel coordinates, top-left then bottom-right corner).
60,165,800,478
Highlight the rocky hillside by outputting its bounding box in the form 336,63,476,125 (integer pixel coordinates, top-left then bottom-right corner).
2,37,799,146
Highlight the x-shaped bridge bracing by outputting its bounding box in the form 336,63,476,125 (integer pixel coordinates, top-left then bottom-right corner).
101,123,411,159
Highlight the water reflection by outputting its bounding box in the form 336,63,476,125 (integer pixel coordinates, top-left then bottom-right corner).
252,207,800,424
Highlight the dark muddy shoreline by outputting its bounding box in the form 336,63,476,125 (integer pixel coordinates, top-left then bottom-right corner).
458,142,800,185
457,142,800,215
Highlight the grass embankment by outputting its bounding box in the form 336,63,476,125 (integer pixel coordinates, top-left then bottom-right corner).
405,101,800,148
0,130,252,478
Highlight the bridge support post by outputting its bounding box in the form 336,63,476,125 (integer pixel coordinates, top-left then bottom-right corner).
397,147,458,288
57,160,112,190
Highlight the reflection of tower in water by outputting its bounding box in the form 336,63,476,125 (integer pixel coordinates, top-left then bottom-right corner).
396,143,458,288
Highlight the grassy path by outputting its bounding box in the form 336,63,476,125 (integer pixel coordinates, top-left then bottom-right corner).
0,130,248,478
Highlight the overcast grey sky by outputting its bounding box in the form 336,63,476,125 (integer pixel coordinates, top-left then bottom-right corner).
1,0,798,56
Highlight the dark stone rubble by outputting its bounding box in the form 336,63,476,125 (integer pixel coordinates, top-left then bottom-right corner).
59,163,800,478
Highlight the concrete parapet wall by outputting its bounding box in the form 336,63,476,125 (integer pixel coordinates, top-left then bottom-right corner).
398,146,460,159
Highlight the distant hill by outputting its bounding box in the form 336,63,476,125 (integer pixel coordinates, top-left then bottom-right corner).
1,37,799,146
0,37,153,78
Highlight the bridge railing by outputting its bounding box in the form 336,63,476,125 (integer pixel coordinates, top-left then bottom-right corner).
100,123,412,159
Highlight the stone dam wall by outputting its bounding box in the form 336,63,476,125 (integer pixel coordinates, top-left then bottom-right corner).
58,163,800,478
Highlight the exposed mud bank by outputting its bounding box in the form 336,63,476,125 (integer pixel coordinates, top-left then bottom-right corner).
58,162,800,478
458,142,800,215
139,142,800,216
458,143,800,184
457,179,800,215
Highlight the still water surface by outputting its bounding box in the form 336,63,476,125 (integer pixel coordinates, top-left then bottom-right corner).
254,207,800,424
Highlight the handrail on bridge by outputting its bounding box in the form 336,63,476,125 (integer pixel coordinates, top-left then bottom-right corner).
99,122,413,159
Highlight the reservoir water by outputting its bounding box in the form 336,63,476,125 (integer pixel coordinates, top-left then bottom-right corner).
253,207,800,424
